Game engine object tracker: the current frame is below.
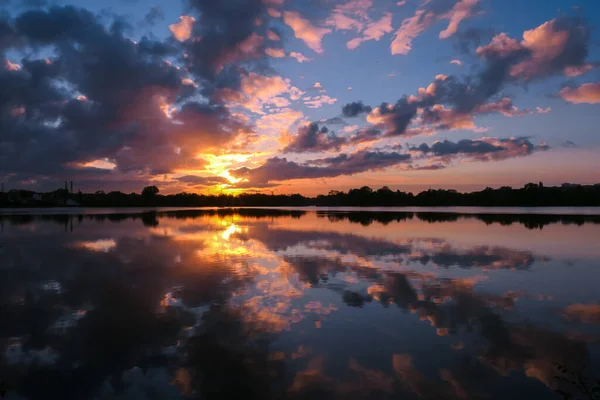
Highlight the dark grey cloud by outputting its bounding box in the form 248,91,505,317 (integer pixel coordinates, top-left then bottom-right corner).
342,101,372,118
320,116,348,125
562,140,578,148
144,6,164,26
231,149,411,184
348,127,382,144
411,138,549,162
0,5,257,189
283,122,347,153
183,0,274,95
410,139,503,156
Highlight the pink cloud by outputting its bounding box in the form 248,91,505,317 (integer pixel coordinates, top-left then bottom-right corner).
289,52,313,63
267,8,282,18
304,95,338,109
476,32,522,58
475,97,532,117
265,48,286,58
439,0,479,39
392,0,479,55
564,64,594,77
391,10,432,55
267,29,281,41
560,82,600,104
477,18,590,81
536,106,551,114
169,15,195,42
510,19,569,79
283,11,331,54
4,59,20,71
347,12,393,50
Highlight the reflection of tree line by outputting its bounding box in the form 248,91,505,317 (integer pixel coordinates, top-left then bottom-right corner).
319,211,600,229
1,209,599,230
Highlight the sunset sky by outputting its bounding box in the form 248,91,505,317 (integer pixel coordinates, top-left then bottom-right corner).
1,0,599,195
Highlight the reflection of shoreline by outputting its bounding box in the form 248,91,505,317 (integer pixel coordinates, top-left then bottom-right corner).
2,208,600,230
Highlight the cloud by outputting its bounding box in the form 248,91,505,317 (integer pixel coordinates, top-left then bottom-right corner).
230,149,411,184
342,101,373,117
181,0,273,89
215,72,302,114
265,47,285,58
256,108,304,137
289,51,312,63
410,137,549,162
536,106,551,114
267,29,281,41
0,4,265,187
169,15,195,42
177,175,229,186
326,0,372,31
476,18,591,81
392,0,480,55
560,82,600,104
474,97,531,117
283,123,346,153
283,11,331,54
304,94,338,109
347,12,393,49
267,8,282,18
144,6,165,26
561,304,600,324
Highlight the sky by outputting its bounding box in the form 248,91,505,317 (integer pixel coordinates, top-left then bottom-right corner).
0,0,599,195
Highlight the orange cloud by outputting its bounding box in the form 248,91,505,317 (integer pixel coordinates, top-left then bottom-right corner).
169,15,195,42
257,108,305,138
283,11,331,54
561,304,600,324
560,82,600,104
222,73,300,114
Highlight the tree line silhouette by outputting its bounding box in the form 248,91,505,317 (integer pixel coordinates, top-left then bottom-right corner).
1,182,600,208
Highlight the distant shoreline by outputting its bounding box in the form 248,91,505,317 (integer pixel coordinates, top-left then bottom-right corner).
2,183,599,209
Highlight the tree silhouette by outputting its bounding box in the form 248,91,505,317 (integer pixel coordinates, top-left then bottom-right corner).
141,186,159,197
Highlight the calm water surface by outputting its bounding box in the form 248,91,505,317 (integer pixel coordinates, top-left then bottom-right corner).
1,209,599,399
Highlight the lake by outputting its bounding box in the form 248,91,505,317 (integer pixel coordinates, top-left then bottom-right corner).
1,208,599,399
